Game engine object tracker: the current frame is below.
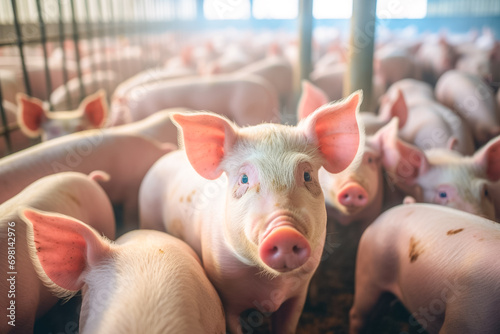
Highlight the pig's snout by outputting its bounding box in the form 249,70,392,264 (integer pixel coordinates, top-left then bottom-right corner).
259,226,311,272
337,183,368,208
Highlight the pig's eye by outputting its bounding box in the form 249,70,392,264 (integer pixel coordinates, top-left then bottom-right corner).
367,157,373,163
241,174,249,184
438,191,447,199
484,187,489,198
304,172,312,182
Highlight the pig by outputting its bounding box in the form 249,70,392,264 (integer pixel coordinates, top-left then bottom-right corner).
109,74,280,127
435,70,500,146
381,126,500,221
0,130,174,230
16,90,108,141
350,203,500,334
19,208,225,334
139,92,363,333
0,171,115,334
310,63,346,102
414,36,458,85
380,80,475,156
374,44,420,89
0,100,32,157
50,71,118,111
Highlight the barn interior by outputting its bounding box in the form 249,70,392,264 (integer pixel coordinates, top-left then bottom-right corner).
1,0,500,333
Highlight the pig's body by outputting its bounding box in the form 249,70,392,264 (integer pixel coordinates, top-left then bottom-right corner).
140,97,362,333
20,209,225,334
110,74,279,127
0,172,115,334
350,203,500,334
310,63,345,102
414,39,457,85
374,46,419,89
0,131,173,228
435,70,500,146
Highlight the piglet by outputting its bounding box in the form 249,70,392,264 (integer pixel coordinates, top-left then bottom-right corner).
350,203,500,334
139,92,363,333
381,126,500,221
17,90,108,141
0,171,115,334
20,208,225,334
435,70,500,146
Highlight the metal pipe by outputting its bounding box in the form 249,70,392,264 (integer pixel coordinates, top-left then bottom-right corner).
70,0,86,102
344,0,377,111
84,0,99,94
10,0,32,95
36,0,54,110
0,82,12,154
58,0,73,109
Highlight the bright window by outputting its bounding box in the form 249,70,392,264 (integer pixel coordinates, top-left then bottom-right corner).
313,0,427,19
253,0,298,19
204,0,251,20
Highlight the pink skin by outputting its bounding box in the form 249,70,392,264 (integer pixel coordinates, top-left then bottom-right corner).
310,63,345,102
0,131,174,230
350,203,500,334
16,90,108,141
435,69,500,146
19,209,225,334
50,71,118,111
374,44,420,89
0,172,115,334
80,47,145,82
139,93,362,333
381,127,500,221
0,100,32,157
414,36,458,85
109,73,280,127
380,83,475,156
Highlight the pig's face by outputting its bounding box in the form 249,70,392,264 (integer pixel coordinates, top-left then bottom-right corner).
41,114,90,141
221,124,327,274
416,149,496,219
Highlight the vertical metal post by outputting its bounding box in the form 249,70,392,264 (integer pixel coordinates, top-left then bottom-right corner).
294,0,313,123
58,0,73,109
84,0,99,94
36,0,54,110
0,83,12,155
70,0,86,102
344,0,377,111
97,0,114,83
108,0,124,83
10,0,32,96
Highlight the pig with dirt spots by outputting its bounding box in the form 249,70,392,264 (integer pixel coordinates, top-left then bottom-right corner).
17,90,108,141
19,208,225,334
435,70,500,146
381,126,500,221
0,171,115,334
350,203,500,334
139,92,363,333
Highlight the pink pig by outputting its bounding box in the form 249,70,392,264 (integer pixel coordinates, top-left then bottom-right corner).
0,171,115,334
435,70,500,146
381,126,500,221
139,92,363,333
19,208,225,334
16,90,108,141
350,203,500,334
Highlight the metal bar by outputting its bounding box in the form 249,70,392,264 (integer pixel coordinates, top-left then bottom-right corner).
344,0,377,111
0,82,13,154
36,0,54,110
97,0,114,87
58,0,72,109
84,0,99,94
10,0,32,96
70,0,86,102
108,0,124,83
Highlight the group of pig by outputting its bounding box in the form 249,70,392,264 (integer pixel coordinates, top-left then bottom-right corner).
1,27,500,334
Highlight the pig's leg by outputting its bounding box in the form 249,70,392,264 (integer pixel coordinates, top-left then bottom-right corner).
271,289,308,334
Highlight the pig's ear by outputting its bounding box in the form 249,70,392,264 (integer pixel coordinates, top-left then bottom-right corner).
472,135,500,181
78,90,108,128
16,93,47,138
378,118,429,185
20,207,112,300
379,89,408,128
171,112,237,180
299,90,363,174
297,80,330,120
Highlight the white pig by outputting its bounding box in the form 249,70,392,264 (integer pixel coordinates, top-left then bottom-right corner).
0,171,115,334
350,203,500,334
20,208,225,334
139,92,363,333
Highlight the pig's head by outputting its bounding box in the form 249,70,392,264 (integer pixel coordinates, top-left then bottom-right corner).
172,91,363,275
17,90,108,141
382,129,500,220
